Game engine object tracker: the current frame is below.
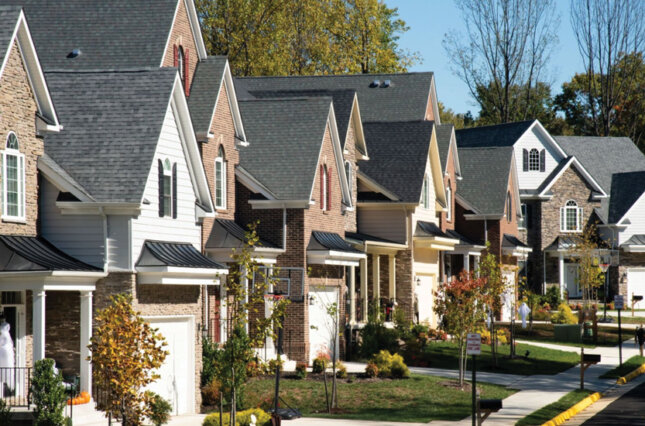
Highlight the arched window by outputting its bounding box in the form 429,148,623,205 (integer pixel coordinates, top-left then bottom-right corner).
506,191,512,223
2,133,25,220
421,174,430,209
177,46,185,84
446,182,452,221
560,200,582,232
215,146,226,209
528,149,540,171
345,161,352,198
321,164,329,211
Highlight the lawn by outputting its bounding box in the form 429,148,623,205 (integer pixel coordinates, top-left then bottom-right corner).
498,323,633,348
612,315,645,324
416,341,580,375
515,389,593,425
600,355,645,379
242,374,515,423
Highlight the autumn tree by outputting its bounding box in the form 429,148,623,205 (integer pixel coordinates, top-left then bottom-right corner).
443,0,559,124
434,271,489,386
477,244,507,367
89,294,168,426
195,0,418,76
569,225,605,307
569,0,645,139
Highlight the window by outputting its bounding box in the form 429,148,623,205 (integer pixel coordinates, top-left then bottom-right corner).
421,174,430,209
528,149,540,171
506,191,512,223
560,200,582,232
523,148,545,172
2,133,25,221
345,161,352,198
446,182,452,221
519,203,527,229
177,46,185,84
158,158,176,218
215,146,226,209
321,165,329,211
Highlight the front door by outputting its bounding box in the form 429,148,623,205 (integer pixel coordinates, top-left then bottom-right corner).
566,264,580,298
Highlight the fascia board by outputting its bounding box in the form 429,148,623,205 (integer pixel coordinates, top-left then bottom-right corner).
356,170,399,201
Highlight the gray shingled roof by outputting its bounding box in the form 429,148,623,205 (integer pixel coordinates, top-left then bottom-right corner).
456,147,514,215
241,89,355,149
44,69,177,203
622,235,645,247
187,56,228,134
436,124,454,171
608,171,645,224
0,7,21,60
359,121,434,203
237,97,332,200
456,121,534,148
235,72,433,123
14,0,178,70
555,136,645,193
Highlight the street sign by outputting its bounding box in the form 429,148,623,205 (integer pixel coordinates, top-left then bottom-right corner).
467,333,481,355
614,295,624,310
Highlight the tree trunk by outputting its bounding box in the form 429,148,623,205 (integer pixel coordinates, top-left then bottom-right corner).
491,315,498,368
323,369,330,413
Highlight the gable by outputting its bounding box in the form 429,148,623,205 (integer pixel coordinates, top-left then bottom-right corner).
514,123,567,191
537,157,606,199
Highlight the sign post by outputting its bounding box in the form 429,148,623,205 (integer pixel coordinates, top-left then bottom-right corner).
467,333,481,426
615,295,624,366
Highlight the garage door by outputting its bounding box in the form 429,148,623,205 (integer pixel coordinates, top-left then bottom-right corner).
627,269,645,309
309,287,338,364
145,317,194,415
415,275,434,326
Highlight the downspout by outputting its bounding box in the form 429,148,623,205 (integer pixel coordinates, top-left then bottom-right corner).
542,249,547,295
99,207,109,272
484,219,488,244
282,207,287,250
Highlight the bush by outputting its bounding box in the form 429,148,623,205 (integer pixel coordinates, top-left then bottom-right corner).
312,356,328,374
146,392,172,426
0,398,12,426
295,362,308,379
532,307,551,321
267,357,284,373
389,353,410,378
203,407,271,426
551,303,577,324
246,360,263,378
372,350,393,377
31,358,67,426
542,286,562,309
358,322,399,359
202,338,221,387
335,362,347,379
365,362,378,378
201,379,222,406
370,350,409,379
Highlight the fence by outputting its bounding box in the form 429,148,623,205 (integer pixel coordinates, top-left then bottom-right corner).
0,366,31,407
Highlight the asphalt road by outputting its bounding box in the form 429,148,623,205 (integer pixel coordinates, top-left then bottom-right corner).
583,380,645,425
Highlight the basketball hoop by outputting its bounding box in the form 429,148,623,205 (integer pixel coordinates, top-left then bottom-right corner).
264,293,285,301
599,263,610,273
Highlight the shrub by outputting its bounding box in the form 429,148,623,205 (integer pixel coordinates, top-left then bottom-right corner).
542,286,562,309
295,362,308,379
267,357,284,373
203,408,271,426
533,307,551,321
31,358,67,426
369,350,409,379
551,303,577,324
246,360,263,378
0,398,12,426
389,353,410,379
358,322,399,358
372,350,393,377
312,356,328,374
146,392,172,426
335,362,347,379
365,362,378,378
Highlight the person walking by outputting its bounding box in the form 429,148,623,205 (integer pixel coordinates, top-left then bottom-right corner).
635,324,645,357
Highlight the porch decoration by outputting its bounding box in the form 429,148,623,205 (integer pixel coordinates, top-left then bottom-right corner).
0,320,14,392
66,391,91,405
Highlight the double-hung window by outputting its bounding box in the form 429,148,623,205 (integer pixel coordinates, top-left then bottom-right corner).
163,159,172,216
446,183,452,221
2,133,25,221
215,146,226,209
560,200,582,232
421,174,430,209
158,158,176,218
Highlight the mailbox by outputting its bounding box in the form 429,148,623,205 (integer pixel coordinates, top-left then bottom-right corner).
479,399,502,412
582,354,601,363
633,295,644,302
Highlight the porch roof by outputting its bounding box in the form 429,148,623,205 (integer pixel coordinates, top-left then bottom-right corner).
308,231,365,266
621,234,645,252
345,231,405,247
445,229,485,252
544,236,578,252
137,241,226,269
0,235,101,272
205,219,280,250
502,234,532,257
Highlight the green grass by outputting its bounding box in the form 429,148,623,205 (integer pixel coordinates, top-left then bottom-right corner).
613,316,645,324
516,389,593,425
241,374,514,423
600,355,645,379
499,323,633,348
418,342,579,375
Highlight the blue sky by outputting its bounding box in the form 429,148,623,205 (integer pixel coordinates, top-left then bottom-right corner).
385,0,585,115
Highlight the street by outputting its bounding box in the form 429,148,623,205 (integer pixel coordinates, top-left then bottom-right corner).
582,380,645,425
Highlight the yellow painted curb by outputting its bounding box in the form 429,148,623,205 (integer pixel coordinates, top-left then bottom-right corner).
616,363,645,385
541,392,601,426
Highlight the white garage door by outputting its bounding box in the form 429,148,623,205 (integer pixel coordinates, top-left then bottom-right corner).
309,287,339,364
627,269,645,309
415,275,434,326
145,317,194,415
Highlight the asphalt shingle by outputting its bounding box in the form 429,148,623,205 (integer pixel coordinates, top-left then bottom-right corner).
0,6,21,60
187,56,228,134
436,123,454,171
608,170,645,224
455,121,534,148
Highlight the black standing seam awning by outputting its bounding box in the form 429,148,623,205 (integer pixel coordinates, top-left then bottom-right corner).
137,240,226,269
0,235,101,272
205,219,279,249
309,231,363,253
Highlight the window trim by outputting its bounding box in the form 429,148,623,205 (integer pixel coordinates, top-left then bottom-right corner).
519,203,527,229
215,146,227,210
446,182,452,221
528,148,540,171
506,191,512,223
2,132,25,222
162,158,173,218
421,174,430,209
560,199,582,232
322,165,329,211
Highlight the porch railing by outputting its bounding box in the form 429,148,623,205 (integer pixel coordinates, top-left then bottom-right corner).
0,367,32,407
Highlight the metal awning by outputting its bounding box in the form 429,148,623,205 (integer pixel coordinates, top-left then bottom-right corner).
413,221,459,250
445,229,485,255
307,231,366,266
204,219,284,263
502,234,532,257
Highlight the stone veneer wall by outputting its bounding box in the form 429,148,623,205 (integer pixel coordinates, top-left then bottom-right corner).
45,292,80,377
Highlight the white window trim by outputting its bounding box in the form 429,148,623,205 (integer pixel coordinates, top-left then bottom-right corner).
421,175,430,209
162,159,173,218
345,161,352,198
519,203,527,230
2,133,26,222
215,156,227,210
446,185,452,221
560,200,583,233
322,165,328,211
528,148,540,171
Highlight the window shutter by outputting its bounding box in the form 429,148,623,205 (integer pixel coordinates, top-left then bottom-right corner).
184,48,190,97
327,166,332,211
523,149,528,171
0,154,3,214
320,165,324,209
158,159,164,217
172,162,178,219
539,149,546,172
173,44,178,67
560,207,564,231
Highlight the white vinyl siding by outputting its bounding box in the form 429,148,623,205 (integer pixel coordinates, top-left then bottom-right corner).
616,193,645,245
107,215,131,271
560,200,582,232
130,104,201,267
514,126,565,191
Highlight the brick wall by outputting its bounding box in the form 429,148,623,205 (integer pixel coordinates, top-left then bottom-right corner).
0,42,42,235
343,117,357,232
162,0,199,91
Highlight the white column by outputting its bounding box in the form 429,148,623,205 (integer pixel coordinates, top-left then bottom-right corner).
360,258,368,322
80,291,93,395
220,283,227,342
464,254,470,273
388,255,396,301
474,255,481,277
242,266,249,334
32,290,46,364
559,252,565,299
349,265,356,325
372,254,380,305
265,266,275,353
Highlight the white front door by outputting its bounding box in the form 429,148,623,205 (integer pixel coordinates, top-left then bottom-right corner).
308,287,339,364
145,317,194,415
415,275,434,326
627,268,645,309
566,264,580,298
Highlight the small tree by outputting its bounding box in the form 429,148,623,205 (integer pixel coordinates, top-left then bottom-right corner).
570,224,605,307
31,358,67,426
434,271,489,386
89,294,168,426
477,242,506,367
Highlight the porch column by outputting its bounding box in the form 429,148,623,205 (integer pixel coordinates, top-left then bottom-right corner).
349,265,356,325
559,252,565,299
220,281,228,342
33,290,46,363
464,254,470,273
360,258,368,322
388,255,396,301
372,254,380,306
242,266,249,334
265,267,275,353
80,291,93,395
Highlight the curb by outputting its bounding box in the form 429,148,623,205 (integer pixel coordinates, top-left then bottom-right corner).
616,363,645,385
541,392,601,426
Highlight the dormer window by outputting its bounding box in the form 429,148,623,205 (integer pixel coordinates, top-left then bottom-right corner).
177,46,185,84
158,158,176,218
421,174,430,209
2,133,25,221
173,44,190,97
523,148,545,172
215,146,227,209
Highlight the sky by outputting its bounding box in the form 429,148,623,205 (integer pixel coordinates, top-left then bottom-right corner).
384,0,585,115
